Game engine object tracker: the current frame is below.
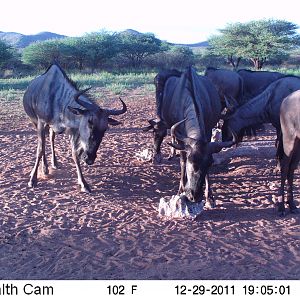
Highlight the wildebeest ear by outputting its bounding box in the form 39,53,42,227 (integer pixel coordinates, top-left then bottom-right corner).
208,141,234,154
68,106,86,115
108,117,121,126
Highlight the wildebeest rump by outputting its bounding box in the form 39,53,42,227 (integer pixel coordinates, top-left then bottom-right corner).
222,76,300,214
147,67,233,205
204,67,243,108
237,69,285,101
278,90,300,215
23,64,127,192
223,76,300,143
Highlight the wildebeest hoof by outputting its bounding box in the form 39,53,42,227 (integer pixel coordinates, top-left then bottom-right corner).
208,201,216,209
80,184,92,193
28,180,37,188
51,162,60,169
206,199,216,209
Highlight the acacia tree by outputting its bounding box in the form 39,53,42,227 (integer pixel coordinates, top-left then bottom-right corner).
208,19,300,69
117,32,166,67
62,37,88,70
22,39,68,69
83,32,119,72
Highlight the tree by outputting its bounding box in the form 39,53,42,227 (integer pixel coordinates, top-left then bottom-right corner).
22,39,67,69
117,31,166,67
208,19,300,69
83,32,119,72
0,40,13,68
62,37,89,70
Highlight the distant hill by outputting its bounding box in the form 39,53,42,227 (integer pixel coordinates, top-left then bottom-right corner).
121,29,208,48
170,41,209,48
0,31,66,48
0,29,208,49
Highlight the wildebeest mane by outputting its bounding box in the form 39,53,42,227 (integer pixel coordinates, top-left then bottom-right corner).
43,63,99,107
44,63,79,91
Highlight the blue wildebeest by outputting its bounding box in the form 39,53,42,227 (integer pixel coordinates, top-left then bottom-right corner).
143,69,182,162
222,76,300,215
278,90,300,216
146,67,233,206
237,69,285,101
23,64,127,192
236,69,286,137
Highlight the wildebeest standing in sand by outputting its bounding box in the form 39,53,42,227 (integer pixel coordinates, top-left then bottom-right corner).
278,90,300,216
222,76,300,215
146,67,233,206
23,64,127,192
144,69,182,162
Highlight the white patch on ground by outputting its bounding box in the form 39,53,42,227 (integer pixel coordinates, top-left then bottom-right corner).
135,149,152,161
158,194,204,219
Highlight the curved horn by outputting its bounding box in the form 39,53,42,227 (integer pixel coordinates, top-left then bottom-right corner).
106,98,127,116
171,118,199,147
74,87,97,111
170,118,187,140
74,87,92,101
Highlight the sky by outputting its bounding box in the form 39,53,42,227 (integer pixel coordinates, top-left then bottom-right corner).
1,0,300,44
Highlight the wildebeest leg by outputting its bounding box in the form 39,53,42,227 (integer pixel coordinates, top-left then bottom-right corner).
178,151,187,194
278,156,289,216
28,121,46,187
153,132,166,164
71,146,91,193
41,125,49,175
205,173,215,208
274,131,283,174
49,128,59,169
286,150,300,213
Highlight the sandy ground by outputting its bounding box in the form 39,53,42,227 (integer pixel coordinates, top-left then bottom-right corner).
0,88,299,280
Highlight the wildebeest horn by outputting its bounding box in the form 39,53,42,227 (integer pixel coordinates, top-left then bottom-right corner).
170,118,196,146
74,87,97,111
224,95,238,111
170,119,187,139
106,98,127,116
74,87,92,100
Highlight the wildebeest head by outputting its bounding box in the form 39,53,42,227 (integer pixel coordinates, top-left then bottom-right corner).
68,89,127,165
170,119,234,203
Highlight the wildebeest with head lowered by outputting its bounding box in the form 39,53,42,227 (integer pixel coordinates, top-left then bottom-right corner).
222,76,300,215
23,64,127,192
147,67,233,206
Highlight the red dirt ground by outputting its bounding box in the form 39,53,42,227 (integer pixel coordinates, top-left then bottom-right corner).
0,88,299,279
